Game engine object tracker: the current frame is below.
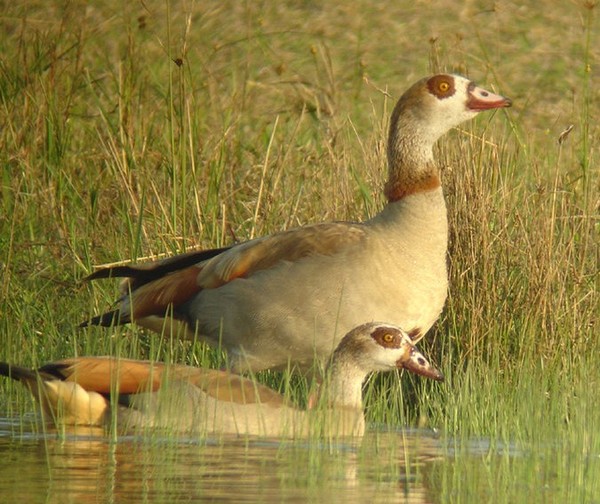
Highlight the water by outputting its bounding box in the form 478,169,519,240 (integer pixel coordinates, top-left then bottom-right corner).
0,416,592,503
0,417,449,503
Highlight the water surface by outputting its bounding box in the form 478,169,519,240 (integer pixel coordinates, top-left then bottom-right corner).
0,416,584,503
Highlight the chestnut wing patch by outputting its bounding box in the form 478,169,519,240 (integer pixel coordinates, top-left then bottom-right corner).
40,357,167,395
83,222,367,327
42,358,290,407
197,222,367,288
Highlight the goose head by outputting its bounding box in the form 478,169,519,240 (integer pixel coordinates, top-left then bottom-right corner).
319,322,442,411
390,74,511,146
385,74,511,201
332,322,444,381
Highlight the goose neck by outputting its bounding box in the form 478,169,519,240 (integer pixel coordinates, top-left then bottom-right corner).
385,110,441,203
320,358,366,411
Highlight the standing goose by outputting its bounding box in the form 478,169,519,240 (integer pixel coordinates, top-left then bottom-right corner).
0,323,443,438
82,74,510,372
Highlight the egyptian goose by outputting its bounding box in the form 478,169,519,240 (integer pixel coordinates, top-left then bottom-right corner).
82,74,511,372
0,323,443,437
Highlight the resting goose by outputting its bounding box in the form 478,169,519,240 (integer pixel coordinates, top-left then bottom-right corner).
82,74,511,372
0,323,443,438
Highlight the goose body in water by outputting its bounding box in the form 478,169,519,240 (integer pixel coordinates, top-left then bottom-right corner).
0,323,443,437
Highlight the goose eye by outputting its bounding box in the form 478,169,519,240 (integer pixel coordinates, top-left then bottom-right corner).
371,327,401,347
427,75,455,99
382,333,394,344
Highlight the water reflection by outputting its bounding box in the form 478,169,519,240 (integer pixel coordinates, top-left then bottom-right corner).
0,417,444,503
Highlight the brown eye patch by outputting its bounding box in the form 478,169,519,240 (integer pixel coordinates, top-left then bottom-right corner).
427,74,456,100
371,326,402,349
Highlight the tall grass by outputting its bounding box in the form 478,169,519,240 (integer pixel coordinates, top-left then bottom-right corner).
0,0,597,460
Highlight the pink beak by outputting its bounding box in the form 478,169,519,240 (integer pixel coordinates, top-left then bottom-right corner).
467,82,512,111
400,346,445,382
